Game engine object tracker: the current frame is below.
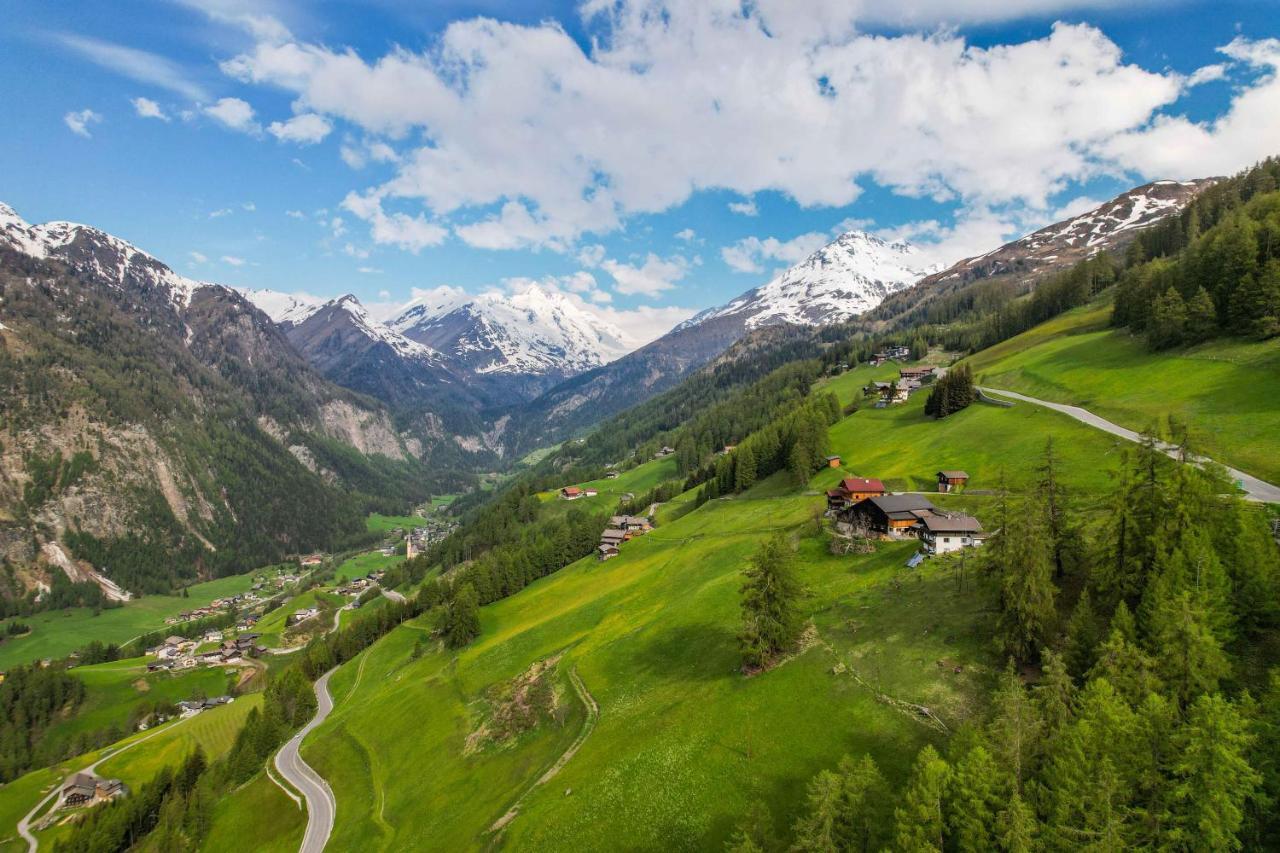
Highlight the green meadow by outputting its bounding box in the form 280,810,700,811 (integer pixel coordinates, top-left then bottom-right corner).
965,299,1280,484
335,550,402,583
539,455,681,517
206,384,1139,851
365,513,424,534
0,573,259,670
203,770,304,853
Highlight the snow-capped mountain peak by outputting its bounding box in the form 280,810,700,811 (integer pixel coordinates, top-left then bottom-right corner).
686,229,940,331
389,284,632,379
0,201,211,309
239,288,328,327
306,294,440,363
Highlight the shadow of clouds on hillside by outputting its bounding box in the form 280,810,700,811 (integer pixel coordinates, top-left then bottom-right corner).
624,620,738,684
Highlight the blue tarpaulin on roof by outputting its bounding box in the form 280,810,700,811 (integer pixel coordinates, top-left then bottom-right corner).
906,553,924,569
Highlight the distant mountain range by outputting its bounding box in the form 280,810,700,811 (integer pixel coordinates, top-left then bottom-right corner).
0,174,1213,594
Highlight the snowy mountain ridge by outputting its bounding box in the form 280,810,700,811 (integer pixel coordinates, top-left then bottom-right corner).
0,202,213,310
684,230,940,332
389,284,633,378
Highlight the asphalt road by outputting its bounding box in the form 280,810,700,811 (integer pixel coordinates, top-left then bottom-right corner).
979,387,1280,503
275,668,338,853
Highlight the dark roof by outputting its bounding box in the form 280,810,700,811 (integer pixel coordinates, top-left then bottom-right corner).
937,470,970,480
919,512,983,533
863,494,937,515
825,455,841,461
841,477,885,493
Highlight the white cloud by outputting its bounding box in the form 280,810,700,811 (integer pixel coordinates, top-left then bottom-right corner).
721,231,829,274
63,109,102,138
286,209,305,219
340,138,399,169
874,207,1029,269
601,253,690,297
329,217,347,237
674,228,697,242
1050,195,1106,222
204,97,258,133
576,243,606,267
343,243,369,259
1187,63,1228,87
221,255,246,266
189,251,208,264
131,97,169,121
1105,36,1280,180
242,201,256,212
728,199,758,216
268,113,332,144
357,266,383,274
221,13,1191,250
209,208,233,218
54,33,209,101
341,191,447,252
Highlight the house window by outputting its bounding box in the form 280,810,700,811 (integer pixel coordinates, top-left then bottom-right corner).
943,537,951,543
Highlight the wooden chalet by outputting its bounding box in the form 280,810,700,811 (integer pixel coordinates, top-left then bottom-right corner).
918,513,986,554
826,477,886,510
899,366,936,381
560,486,583,500
825,455,842,468
844,493,937,535
598,544,620,561
936,470,970,493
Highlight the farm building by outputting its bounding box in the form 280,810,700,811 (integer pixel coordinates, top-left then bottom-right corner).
560,486,583,500
900,366,937,381
918,513,986,554
62,773,126,808
844,494,938,535
598,544,620,561
936,470,970,493
826,477,886,510
825,455,842,468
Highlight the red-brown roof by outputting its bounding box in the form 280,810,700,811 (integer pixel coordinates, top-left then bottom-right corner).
562,486,581,495
841,477,885,494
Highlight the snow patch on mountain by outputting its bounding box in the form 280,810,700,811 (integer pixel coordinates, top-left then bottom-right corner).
389,284,633,376
240,288,328,326
687,230,939,331
0,201,212,309
314,294,442,363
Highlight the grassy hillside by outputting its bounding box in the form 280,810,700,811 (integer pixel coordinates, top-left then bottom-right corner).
0,573,259,670
0,695,261,853
966,298,1280,483
200,383,1134,851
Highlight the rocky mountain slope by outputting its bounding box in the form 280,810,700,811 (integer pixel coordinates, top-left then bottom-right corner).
0,203,454,597
869,179,1216,328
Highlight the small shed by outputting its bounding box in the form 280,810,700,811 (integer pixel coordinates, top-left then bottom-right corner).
936,471,970,493
826,455,842,468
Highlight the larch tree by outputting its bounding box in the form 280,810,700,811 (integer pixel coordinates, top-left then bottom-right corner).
738,534,802,670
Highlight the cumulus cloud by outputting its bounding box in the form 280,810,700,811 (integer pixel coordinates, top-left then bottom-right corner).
221,255,246,266
721,232,830,274
341,191,447,252
728,199,758,216
209,208,232,218
218,4,1255,253
874,207,1031,269
675,228,697,242
1105,36,1280,180
601,253,690,297
286,209,306,218
64,109,102,138
204,97,258,133
189,251,208,264
268,113,332,144
131,97,169,121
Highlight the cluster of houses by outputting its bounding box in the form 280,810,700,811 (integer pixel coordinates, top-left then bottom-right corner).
287,608,321,627
825,473,986,555
299,554,326,568
174,694,234,718
869,345,912,366
598,515,653,561
61,772,126,810
146,631,264,671
336,569,386,598
865,365,939,407
654,446,676,459
162,590,262,627
559,485,600,501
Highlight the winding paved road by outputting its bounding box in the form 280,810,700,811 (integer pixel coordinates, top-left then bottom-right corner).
980,387,1280,503
275,668,338,853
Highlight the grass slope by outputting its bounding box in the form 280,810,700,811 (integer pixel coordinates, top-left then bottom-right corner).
365,513,423,534
0,573,259,670
965,299,1280,484
209,386,1137,851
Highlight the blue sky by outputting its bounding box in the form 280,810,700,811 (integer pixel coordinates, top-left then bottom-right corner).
2,0,1278,342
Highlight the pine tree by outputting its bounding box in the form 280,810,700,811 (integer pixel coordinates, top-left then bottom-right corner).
1063,589,1102,681
1036,437,1075,578
1148,287,1187,349
1172,694,1261,850
1184,286,1218,343
792,770,843,852
997,498,1057,662
893,745,950,852
734,445,757,493
445,582,481,648
947,744,1003,851
1088,602,1163,707
1147,590,1229,708
1229,259,1280,337
738,534,802,670
834,754,888,852
987,661,1042,792
996,793,1038,853
725,801,775,853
